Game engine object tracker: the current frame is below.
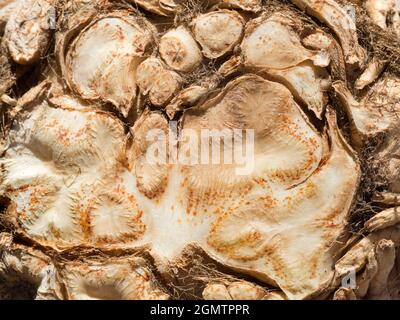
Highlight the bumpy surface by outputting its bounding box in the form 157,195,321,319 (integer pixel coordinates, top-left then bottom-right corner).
0,0,399,300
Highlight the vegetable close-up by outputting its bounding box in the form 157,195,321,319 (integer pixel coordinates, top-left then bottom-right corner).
0,0,399,300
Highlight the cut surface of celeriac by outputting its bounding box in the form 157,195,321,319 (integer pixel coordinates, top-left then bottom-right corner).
1,0,400,301
1,75,360,299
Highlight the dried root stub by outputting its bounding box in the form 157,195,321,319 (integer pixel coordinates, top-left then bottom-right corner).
192,10,244,59
159,26,203,73
1,0,400,301
4,0,54,65
136,57,182,106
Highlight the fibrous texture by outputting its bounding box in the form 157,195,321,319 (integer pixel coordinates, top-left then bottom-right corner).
0,0,400,301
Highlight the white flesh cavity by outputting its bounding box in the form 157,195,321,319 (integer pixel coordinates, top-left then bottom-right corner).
1,74,359,299
65,14,153,116
192,10,244,59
